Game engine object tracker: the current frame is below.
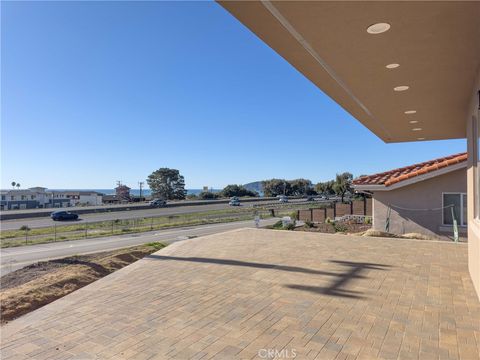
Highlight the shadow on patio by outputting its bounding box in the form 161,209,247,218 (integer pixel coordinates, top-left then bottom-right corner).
147,255,391,299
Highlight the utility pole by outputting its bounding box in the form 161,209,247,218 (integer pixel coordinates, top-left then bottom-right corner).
138,181,144,200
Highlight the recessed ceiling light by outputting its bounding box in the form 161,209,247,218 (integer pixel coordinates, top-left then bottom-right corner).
394,86,409,92
409,120,418,124
405,110,417,114
386,63,400,69
367,23,391,34
417,137,425,140
412,128,422,131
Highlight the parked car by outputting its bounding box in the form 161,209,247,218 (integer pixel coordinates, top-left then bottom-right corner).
50,211,79,221
278,195,289,203
229,198,241,206
149,199,167,207
306,196,315,202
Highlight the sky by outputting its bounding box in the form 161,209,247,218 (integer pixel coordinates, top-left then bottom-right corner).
1,1,466,190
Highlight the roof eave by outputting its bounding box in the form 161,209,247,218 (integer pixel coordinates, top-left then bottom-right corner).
353,161,467,192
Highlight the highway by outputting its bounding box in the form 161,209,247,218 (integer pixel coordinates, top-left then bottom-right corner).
0,218,278,276
0,200,280,231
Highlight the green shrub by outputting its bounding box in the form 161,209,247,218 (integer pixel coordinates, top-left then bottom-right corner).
325,217,333,224
333,222,348,232
198,191,220,200
146,242,166,251
290,211,298,220
272,220,284,229
364,216,372,225
284,221,296,231
304,220,315,228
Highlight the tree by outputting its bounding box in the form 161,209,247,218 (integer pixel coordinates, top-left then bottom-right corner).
262,179,291,197
147,168,186,200
221,184,258,198
315,180,335,195
289,179,313,196
16,183,20,189
11,181,16,189
332,172,353,202
198,191,220,200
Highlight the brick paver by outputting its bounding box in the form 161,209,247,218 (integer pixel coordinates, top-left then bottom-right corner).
1,229,479,359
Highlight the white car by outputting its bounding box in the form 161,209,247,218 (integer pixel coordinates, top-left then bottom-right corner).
278,195,288,203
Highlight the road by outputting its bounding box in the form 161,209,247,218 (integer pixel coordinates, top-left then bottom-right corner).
0,218,278,276
0,200,283,231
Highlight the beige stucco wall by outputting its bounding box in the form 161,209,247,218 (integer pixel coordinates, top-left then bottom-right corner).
466,67,480,298
372,169,467,239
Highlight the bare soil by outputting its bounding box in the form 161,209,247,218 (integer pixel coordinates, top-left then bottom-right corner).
0,243,165,324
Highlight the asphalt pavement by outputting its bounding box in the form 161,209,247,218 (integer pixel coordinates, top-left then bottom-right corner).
0,200,279,231
0,218,278,276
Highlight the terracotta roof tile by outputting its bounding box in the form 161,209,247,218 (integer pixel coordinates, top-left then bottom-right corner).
352,152,467,187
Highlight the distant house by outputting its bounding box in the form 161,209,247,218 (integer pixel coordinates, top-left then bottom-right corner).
352,153,467,239
102,195,120,204
62,191,103,206
0,187,69,210
115,185,131,202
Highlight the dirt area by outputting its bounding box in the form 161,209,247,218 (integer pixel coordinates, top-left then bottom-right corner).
295,222,372,234
0,242,166,324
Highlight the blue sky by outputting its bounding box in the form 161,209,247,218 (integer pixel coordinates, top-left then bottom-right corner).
1,1,466,189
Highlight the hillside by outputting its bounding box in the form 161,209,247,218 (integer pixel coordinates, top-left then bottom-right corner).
243,181,263,196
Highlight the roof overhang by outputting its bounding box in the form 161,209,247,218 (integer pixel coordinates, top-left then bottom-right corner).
218,1,480,143
353,161,467,192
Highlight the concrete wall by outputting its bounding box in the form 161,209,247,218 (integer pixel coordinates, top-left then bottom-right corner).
466,66,480,298
372,168,466,239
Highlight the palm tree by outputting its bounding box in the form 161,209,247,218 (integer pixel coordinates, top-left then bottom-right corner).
16,183,20,189
11,181,16,189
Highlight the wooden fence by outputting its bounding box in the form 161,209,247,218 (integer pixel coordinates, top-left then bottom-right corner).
297,198,372,223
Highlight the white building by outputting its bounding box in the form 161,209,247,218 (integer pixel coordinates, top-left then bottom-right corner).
61,191,103,206
0,187,69,210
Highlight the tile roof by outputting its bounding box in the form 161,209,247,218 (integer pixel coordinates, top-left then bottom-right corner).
352,152,467,187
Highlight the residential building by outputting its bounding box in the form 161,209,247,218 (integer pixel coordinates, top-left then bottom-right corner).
353,153,467,239
115,185,131,202
0,187,69,210
218,1,480,297
101,194,121,204
62,191,103,206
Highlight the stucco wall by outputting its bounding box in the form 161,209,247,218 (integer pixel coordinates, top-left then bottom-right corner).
466,66,480,299
372,168,466,239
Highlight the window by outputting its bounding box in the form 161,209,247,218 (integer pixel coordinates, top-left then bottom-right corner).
31,195,36,200
443,193,467,226
1,195,5,200
10,196,14,200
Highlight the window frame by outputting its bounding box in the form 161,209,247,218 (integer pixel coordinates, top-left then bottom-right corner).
442,192,467,226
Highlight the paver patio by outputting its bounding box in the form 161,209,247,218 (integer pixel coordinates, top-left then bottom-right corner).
1,228,479,359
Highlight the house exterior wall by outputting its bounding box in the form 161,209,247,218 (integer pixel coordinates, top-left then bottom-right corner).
371,169,466,238
65,193,102,206
79,194,102,206
466,66,480,298
0,189,51,209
